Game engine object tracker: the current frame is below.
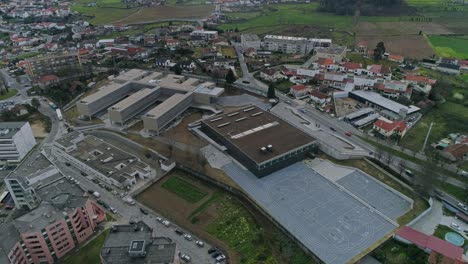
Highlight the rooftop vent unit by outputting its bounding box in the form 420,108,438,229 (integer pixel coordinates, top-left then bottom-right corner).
235,117,247,122
217,122,231,128
251,112,263,117
227,112,239,117
210,117,223,123
243,107,255,112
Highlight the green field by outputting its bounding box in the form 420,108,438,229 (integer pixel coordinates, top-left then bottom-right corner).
61,229,110,264
206,196,313,264
401,102,468,153
162,176,208,203
71,0,138,24
428,35,468,58
0,89,17,100
440,182,467,202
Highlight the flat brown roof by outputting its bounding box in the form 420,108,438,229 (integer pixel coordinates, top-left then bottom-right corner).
202,106,315,164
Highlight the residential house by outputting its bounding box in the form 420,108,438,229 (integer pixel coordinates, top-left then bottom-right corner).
155,57,173,68
309,90,330,105
441,141,468,162
405,75,436,94
290,84,308,98
213,58,235,69
244,47,257,57
165,39,180,48
367,64,392,79
387,54,405,63
357,41,368,55
373,118,408,138
259,68,284,82
177,61,196,72
143,36,156,47
315,45,347,63
38,74,60,89
341,62,363,73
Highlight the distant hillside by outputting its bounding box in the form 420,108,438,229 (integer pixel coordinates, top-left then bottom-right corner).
318,0,416,16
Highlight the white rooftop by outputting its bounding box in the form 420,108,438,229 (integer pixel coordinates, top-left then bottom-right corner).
351,91,420,114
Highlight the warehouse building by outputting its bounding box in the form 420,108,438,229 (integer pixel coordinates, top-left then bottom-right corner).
201,106,316,177
0,122,36,163
108,88,161,125
349,91,420,119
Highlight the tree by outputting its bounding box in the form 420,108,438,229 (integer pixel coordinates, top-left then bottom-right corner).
173,64,182,75
416,156,441,197
374,147,384,161
398,159,407,175
31,98,40,110
373,41,386,61
225,69,236,84
143,148,152,159
267,84,276,98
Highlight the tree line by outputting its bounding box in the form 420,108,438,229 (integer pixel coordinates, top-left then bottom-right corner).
318,0,414,16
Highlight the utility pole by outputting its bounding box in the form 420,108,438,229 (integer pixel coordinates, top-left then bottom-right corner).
421,122,434,153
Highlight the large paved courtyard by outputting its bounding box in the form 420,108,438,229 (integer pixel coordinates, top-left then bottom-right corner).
221,160,411,264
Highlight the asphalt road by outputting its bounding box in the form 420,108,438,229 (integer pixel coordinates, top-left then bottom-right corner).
51,158,217,264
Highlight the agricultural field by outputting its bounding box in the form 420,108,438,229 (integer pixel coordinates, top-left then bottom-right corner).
114,5,214,24
137,169,314,264
162,176,208,203
428,35,468,59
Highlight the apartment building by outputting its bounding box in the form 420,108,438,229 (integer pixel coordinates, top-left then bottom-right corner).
23,52,82,79
190,30,218,41
7,178,105,264
0,122,36,163
263,35,332,55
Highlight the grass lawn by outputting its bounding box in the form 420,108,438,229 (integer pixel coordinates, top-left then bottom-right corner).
61,229,110,264
440,182,467,201
162,175,208,203
0,89,18,100
71,3,138,25
401,102,468,153
428,35,468,59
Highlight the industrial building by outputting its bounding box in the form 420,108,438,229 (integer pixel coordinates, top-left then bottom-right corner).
349,90,420,119
263,35,332,55
0,122,36,163
100,221,177,264
77,70,224,134
241,34,261,50
53,132,153,188
201,106,316,177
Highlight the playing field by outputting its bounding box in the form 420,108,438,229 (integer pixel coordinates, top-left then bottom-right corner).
428,35,468,58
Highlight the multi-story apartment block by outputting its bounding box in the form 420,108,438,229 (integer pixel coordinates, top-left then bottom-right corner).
7,178,105,264
23,52,83,79
190,30,218,41
0,122,36,164
263,35,332,55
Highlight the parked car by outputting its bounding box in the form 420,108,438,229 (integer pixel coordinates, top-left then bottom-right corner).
110,207,117,214
87,190,94,194
156,217,163,223
216,255,226,262
65,162,71,166
183,234,192,241
140,208,148,215
126,198,136,205
329,127,337,132
92,178,99,184
212,251,223,258
174,229,184,235
80,171,87,176
181,254,191,263
195,240,204,247
451,223,461,231
208,247,218,254
162,220,171,227
345,131,352,137
458,203,468,211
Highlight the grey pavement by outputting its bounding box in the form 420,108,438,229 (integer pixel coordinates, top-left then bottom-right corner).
410,199,442,235
214,94,270,110
222,160,396,264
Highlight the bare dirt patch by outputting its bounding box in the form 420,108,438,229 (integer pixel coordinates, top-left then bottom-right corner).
355,21,452,36
30,119,48,138
117,5,215,24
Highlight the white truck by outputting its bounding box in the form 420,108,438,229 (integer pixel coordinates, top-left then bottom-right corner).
56,109,63,121
92,191,100,198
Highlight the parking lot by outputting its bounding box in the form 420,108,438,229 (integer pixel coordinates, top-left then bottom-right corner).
53,158,219,264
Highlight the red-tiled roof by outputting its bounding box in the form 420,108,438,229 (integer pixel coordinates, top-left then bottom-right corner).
388,54,405,62
396,227,464,261
39,74,59,83
317,58,334,66
442,143,468,160
261,68,276,76
405,75,437,85
374,119,407,132
291,84,306,91
309,90,328,99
